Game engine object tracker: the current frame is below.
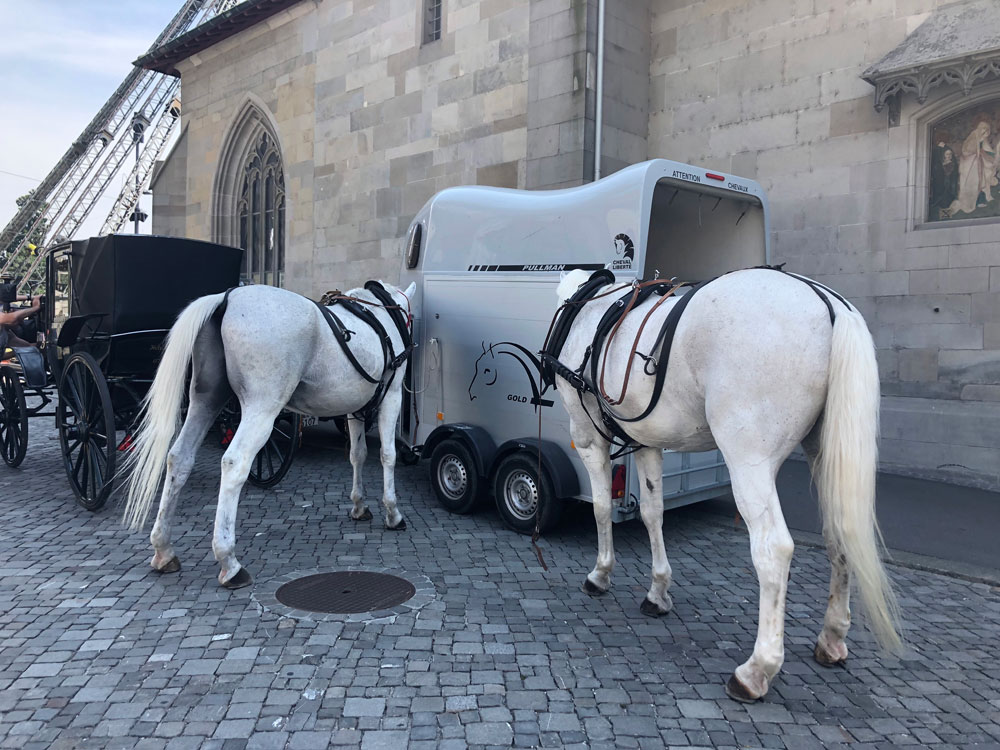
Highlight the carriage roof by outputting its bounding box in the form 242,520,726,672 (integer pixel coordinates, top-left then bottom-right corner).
53,234,243,336
405,159,768,275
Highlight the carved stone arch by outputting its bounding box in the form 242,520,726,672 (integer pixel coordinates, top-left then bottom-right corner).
213,97,287,285
909,80,1000,228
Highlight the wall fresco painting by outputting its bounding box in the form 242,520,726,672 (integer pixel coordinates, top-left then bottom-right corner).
928,100,1000,222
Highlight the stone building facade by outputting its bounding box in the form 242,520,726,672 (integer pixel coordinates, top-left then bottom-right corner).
145,0,1000,489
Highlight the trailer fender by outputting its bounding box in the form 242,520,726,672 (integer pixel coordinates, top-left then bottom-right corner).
421,424,496,478
493,438,579,500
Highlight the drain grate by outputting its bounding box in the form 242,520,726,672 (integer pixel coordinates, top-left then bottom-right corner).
274,571,416,614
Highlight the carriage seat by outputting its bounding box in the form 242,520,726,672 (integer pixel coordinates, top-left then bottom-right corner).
2,346,46,389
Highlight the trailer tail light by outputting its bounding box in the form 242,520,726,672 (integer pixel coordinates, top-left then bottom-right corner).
437,412,444,421
612,464,626,499
705,172,725,181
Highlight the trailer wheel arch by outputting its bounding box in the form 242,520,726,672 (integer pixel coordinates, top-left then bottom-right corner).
491,438,580,500
421,424,496,478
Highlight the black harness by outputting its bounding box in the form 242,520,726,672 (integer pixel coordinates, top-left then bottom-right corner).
540,265,852,454
217,282,413,421
317,280,414,420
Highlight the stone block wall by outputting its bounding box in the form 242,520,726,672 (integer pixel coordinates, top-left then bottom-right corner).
525,0,595,188
150,125,188,238
647,0,1000,488
167,0,531,298
173,1,317,287
597,0,649,177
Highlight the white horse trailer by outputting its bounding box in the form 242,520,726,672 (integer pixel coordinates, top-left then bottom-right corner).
398,159,769,532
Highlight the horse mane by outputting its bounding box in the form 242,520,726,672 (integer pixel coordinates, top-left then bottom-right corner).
556,269,592,304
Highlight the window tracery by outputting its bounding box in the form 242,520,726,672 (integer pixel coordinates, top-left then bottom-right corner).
236,131,285,285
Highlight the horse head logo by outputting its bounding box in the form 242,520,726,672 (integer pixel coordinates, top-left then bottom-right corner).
469,341,554,410
614,233,635,260
469,341,499,401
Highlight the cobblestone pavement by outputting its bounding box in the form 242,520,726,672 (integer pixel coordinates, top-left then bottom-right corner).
1,424,998,750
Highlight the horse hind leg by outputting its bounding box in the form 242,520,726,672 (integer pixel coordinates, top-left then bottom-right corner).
376,387,405,530
150,324,231,573
635,447,673,617
347,416,373,521
803,426,851,667
213,404,282,588
149,398,217,573
723,459,794,702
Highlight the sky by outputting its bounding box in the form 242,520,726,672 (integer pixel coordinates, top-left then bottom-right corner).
0,0,184,239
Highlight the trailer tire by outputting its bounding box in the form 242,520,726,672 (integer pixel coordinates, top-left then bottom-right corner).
493,452,562,535
429,439,481,514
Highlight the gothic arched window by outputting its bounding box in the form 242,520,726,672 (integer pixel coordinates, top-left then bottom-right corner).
214,102,286,286
237,132,285,285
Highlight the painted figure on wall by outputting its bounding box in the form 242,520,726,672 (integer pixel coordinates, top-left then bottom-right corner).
930,143,958,214
948,121,997,216
929,101,1000,222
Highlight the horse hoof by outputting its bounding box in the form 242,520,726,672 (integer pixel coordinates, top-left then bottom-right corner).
582,578,607,597
352,508,373,522
814,642,848,668
386,519,407,531
725,673,761,703
639,596,671,618
221,568,253,590
155,556,181,574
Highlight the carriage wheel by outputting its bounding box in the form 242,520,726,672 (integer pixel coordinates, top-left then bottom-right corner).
57,352,116,511
0,366,28,468
247,410,301,488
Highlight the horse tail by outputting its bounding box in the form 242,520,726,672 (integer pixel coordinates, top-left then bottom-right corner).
122,293,228,531
814,306,902,653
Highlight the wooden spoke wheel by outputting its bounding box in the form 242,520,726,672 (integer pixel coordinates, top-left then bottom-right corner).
58,352,116,511
0,366,28,468
221,399,301,488
248,410,301,488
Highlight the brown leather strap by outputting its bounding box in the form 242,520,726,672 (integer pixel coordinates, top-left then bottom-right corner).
541,282,631,358
599,282,682,406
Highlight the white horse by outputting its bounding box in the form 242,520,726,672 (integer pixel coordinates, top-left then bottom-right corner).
122,281,416,589
551,267,901,702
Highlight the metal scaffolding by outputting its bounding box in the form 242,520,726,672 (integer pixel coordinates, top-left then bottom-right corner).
0,0,243,291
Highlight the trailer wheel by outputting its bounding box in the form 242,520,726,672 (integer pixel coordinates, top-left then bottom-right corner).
429,439,481,514
493,452,562,535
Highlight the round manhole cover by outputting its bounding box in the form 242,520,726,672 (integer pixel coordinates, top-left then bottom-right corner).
274,571,416,614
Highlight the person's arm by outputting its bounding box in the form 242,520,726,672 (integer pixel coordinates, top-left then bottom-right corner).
0,297,41,327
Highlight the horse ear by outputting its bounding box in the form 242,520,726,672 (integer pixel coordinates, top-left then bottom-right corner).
403,281,416,298
559,270,570,282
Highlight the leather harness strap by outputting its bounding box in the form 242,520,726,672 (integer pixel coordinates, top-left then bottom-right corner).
364,280,415,370
594,280,684,407
215,284,411,421
314,299,382,384
540,264,855,453
319,283,414,419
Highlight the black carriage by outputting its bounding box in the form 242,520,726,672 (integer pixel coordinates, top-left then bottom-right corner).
0,235,300,510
